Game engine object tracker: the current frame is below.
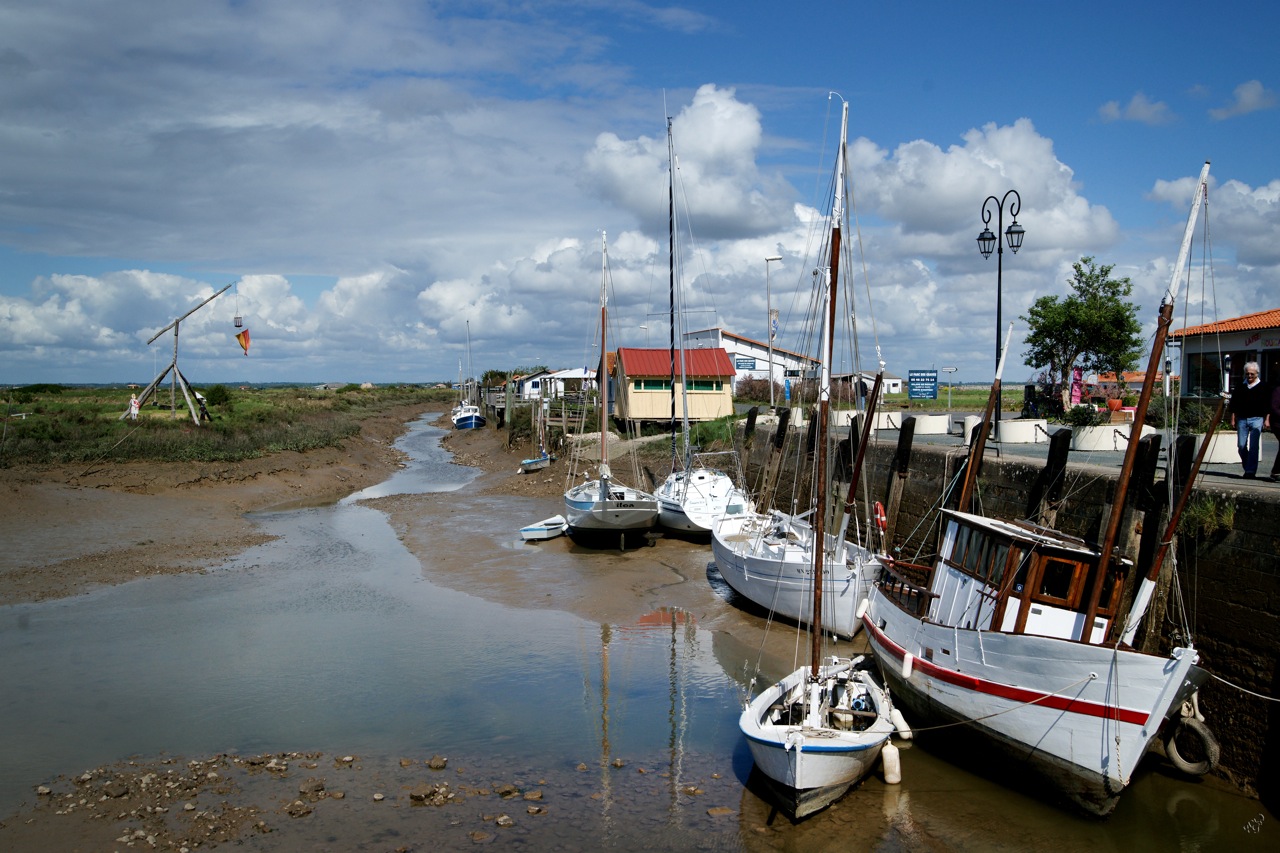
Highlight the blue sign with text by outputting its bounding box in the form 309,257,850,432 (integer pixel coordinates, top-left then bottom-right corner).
908,370,938,400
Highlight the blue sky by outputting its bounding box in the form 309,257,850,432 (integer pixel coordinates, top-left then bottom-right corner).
1,1,1276,386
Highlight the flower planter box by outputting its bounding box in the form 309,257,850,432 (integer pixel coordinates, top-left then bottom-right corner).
872,411,903,430
997,418,1048,444
911,414,951,435
1069,423,1157,452
1194,431,1237,464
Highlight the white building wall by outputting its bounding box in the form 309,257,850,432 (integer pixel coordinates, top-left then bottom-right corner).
683,328,813,392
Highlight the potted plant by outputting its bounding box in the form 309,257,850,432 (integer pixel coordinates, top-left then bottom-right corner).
1059,403,1124,450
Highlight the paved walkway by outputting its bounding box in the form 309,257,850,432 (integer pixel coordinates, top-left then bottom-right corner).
864,412,1280,498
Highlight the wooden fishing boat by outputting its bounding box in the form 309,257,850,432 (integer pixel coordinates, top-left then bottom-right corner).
861,162,1219,816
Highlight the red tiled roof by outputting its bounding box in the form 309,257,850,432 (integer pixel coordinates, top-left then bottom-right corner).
1171,307,1280,337
590,351,617,382
616,347,736,378
1095,371,1162,384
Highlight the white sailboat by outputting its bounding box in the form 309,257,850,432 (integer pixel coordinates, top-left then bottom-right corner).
654,119,755,536
710,98,881,637
563,233,660,541
860,162,1219,816
736,97,902,819
740,655,897,818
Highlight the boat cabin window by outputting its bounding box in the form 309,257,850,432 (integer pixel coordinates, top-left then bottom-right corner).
951,524,971,567
1036,558,1079,605
988,543,1010,587
945,523,1011,586
961,532,988,575
1091,566,1123,618
1011,550,1032,593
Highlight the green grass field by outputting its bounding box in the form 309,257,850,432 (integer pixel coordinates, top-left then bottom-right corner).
1,384,453,466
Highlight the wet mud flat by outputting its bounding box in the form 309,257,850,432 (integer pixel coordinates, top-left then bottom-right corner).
1,748,769,851
12,741,1241,852
1,414,1273,851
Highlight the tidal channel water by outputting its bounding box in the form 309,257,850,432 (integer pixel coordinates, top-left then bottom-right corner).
0,415,1272,850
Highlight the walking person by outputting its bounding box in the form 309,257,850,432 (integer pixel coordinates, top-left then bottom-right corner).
1228,361,1269,479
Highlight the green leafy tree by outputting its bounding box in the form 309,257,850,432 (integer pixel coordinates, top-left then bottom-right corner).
481,368,510,387
1021,257,1144,410
205,384,232,406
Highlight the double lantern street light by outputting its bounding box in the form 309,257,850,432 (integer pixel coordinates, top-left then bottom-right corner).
977,190,1025,435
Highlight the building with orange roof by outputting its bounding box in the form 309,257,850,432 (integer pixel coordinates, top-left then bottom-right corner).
1171,307,1280,396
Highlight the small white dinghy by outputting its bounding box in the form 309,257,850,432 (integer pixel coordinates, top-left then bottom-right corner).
520,515,567,541
518,453,552,474
741,655,897,818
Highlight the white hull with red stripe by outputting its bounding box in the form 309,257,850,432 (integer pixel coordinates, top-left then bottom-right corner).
860,511,1208,815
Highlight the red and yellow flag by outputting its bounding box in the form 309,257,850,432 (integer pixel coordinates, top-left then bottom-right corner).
236,328,251,356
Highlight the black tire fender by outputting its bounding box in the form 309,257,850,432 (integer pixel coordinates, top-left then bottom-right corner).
1164,716,1220,777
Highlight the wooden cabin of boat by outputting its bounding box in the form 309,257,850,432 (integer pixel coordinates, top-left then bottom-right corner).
879,510,1127,646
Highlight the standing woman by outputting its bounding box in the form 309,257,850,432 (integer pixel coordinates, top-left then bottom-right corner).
1228,361,1269,479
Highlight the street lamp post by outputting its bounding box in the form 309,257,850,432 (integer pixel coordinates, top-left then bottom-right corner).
765,255,782,411
977,190,1025,437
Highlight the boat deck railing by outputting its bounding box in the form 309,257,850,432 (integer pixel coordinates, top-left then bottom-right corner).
877,559,936,618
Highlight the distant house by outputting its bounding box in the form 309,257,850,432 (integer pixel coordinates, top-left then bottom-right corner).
834,371,904,396
612,347,735,425
550,367,597,399
511,369,556,401
1091,370,1166,399
1172,307,1280,396
683,327,816,392
512,367,596,401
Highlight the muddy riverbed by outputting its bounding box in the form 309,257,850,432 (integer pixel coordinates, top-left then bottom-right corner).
0,410,1270,851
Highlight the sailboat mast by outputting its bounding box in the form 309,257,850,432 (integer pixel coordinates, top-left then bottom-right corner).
600,232,611,474
1100,162,1211,640
465,321,473,405
810,98,848,678
958,325,1014,512
665,120,693,472
668,120,680,467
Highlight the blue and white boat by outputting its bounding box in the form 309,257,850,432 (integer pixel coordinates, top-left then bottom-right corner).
451,323,486,430
451,402,486,430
